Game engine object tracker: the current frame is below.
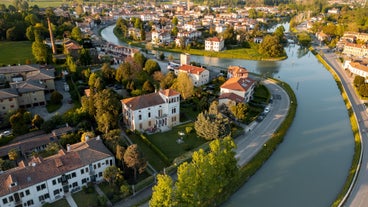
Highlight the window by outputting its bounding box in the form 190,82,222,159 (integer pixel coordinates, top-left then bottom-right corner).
94,164,96,169
52,179,56,185
3,198,8,204
9,98,12,101
10,105,14,108
86,167,89,172
9,196,13,202
73,182,78,187
172,108,176,114
25,190,30,195
27,200,34,206
81,169,84,174
139,123,142,129
105,160,108,165
172,116,176,122
148,112,151,118
72,172,76,178
20,192,24,198
99,172,102,177
138,115,142,120
54,189,60,196
36,183,46,191
82,178,88,184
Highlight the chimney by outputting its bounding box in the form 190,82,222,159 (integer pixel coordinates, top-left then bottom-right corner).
47,17,57,55
85,135,89,142
67,144,71,152
96,135,101,140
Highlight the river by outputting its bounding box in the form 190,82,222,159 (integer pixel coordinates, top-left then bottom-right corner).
101,24,354,207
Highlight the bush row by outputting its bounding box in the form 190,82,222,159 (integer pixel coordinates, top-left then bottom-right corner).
139,134,171,165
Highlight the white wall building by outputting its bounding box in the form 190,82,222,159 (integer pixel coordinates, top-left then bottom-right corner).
219,77,256,106
121,89,181,133
205,37,224,52
0,137,114,207
343,60,368,79
175,65,210,87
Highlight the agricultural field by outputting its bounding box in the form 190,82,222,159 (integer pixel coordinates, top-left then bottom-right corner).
0,41,34,66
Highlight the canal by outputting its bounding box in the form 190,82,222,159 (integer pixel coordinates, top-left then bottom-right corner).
101,25,354,207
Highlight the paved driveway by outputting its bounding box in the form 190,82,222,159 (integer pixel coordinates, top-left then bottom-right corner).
28,80,74,121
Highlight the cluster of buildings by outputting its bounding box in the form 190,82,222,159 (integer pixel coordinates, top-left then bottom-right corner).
0,134,114,207
0,65,56,115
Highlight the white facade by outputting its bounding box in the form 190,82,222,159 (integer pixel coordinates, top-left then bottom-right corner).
151,31,171,45
121,89,181,132
343,60,368,79
220,77,256,104
205,37,224,52
176,65,210,87
0,138,114,207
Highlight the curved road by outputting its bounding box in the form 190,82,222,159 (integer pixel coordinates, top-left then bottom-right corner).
319,48,368,207
235,79,290,166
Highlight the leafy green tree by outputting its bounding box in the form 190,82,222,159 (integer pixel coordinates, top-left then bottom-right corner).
354,75,365,87
229,102,248,121
32,39,48,63
116,62,132,84
66,55,77,73
94,89,121,133
171,73,194,100
150,174,175,207
258,35,285,58
10,111,28,136
79,48,91,66
142,80,154,93
101,63,116,82
103,166,124,187
296,32,312,47
71,26,82,42
116,144,126,166
144,59,161,75
133,52,147,69
50,91,63,104
44,142,60,156
32,114,44,129
124,144,147,181
8,149,18,161
172,16,178,26
160,72,176,89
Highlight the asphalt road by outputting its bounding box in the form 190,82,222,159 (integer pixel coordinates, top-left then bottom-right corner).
320,48,368,207
235,79,290,166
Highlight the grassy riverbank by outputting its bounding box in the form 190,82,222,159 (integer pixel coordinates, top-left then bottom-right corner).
310,47,362,207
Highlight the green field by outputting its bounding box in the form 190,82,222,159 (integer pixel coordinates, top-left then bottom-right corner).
0,41,34,66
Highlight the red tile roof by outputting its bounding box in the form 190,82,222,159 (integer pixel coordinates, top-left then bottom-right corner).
159,89,180,97
221,77,255,92
206,36,221,42
219,92,245,103
179,64,206,75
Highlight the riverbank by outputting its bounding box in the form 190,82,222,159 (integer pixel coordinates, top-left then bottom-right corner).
310,47,362,207
111,25,287,61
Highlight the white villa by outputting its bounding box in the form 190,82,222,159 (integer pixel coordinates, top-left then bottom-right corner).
121,89,181,133
175,65,210,87
0,137,114,207
205,37,224,52
343,60,368,79
219,77,256,106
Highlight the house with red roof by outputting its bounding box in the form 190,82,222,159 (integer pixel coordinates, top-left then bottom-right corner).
176,64,210,87
343,60,368,80
205,36,224,52
121,89,180,133
0,137,114,207
219,77,256,106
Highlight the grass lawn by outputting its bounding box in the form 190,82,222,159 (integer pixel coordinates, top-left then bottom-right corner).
72,189,100,207
129,133,168,170
146,122,207,161
50,198,69,207
0,41,34,66
46,102,62,113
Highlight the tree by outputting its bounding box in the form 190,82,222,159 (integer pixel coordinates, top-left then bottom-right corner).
50,91,63,104
124,144,147,181
116,144,126,166
32,39,48,63
172,16,178,26
296,32,312,47
171,73,194,100
144,59,161,75
79,48,91,66
71,26,82,42
44,142,60,156
142,80,154,93
94,89,121,133
8,149,18,161
116,62,132,84
103,166,124,187
10,111,28,136
150,174,175,207
354,75,365,87
229,102,248,121
133,52,147,69
160,72,176,89
258,35,285,58
32,114,44,129
66,55,77,73
101,63,116,82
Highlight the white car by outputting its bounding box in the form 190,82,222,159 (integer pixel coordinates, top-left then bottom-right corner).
264,107,270,113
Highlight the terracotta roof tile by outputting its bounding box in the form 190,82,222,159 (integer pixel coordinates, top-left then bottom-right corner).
219,92,245,103
179,64,205,75
221,77,255,92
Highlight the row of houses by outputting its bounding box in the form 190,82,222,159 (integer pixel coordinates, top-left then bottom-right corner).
0,65,56,115
0,136,114,207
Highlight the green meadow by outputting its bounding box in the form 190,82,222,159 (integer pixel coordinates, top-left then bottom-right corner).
0,41,34,66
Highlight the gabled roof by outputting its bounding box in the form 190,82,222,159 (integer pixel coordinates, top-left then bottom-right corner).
220,77,255,92
121,89,180,111
178,64,206,75
122,92,165,111
9,80,45,93
219,92,245,103
0,137,112,197
0,88,18,100
349,61,368,72
0,65,39,75
206,36,222,42
27,69,55,81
